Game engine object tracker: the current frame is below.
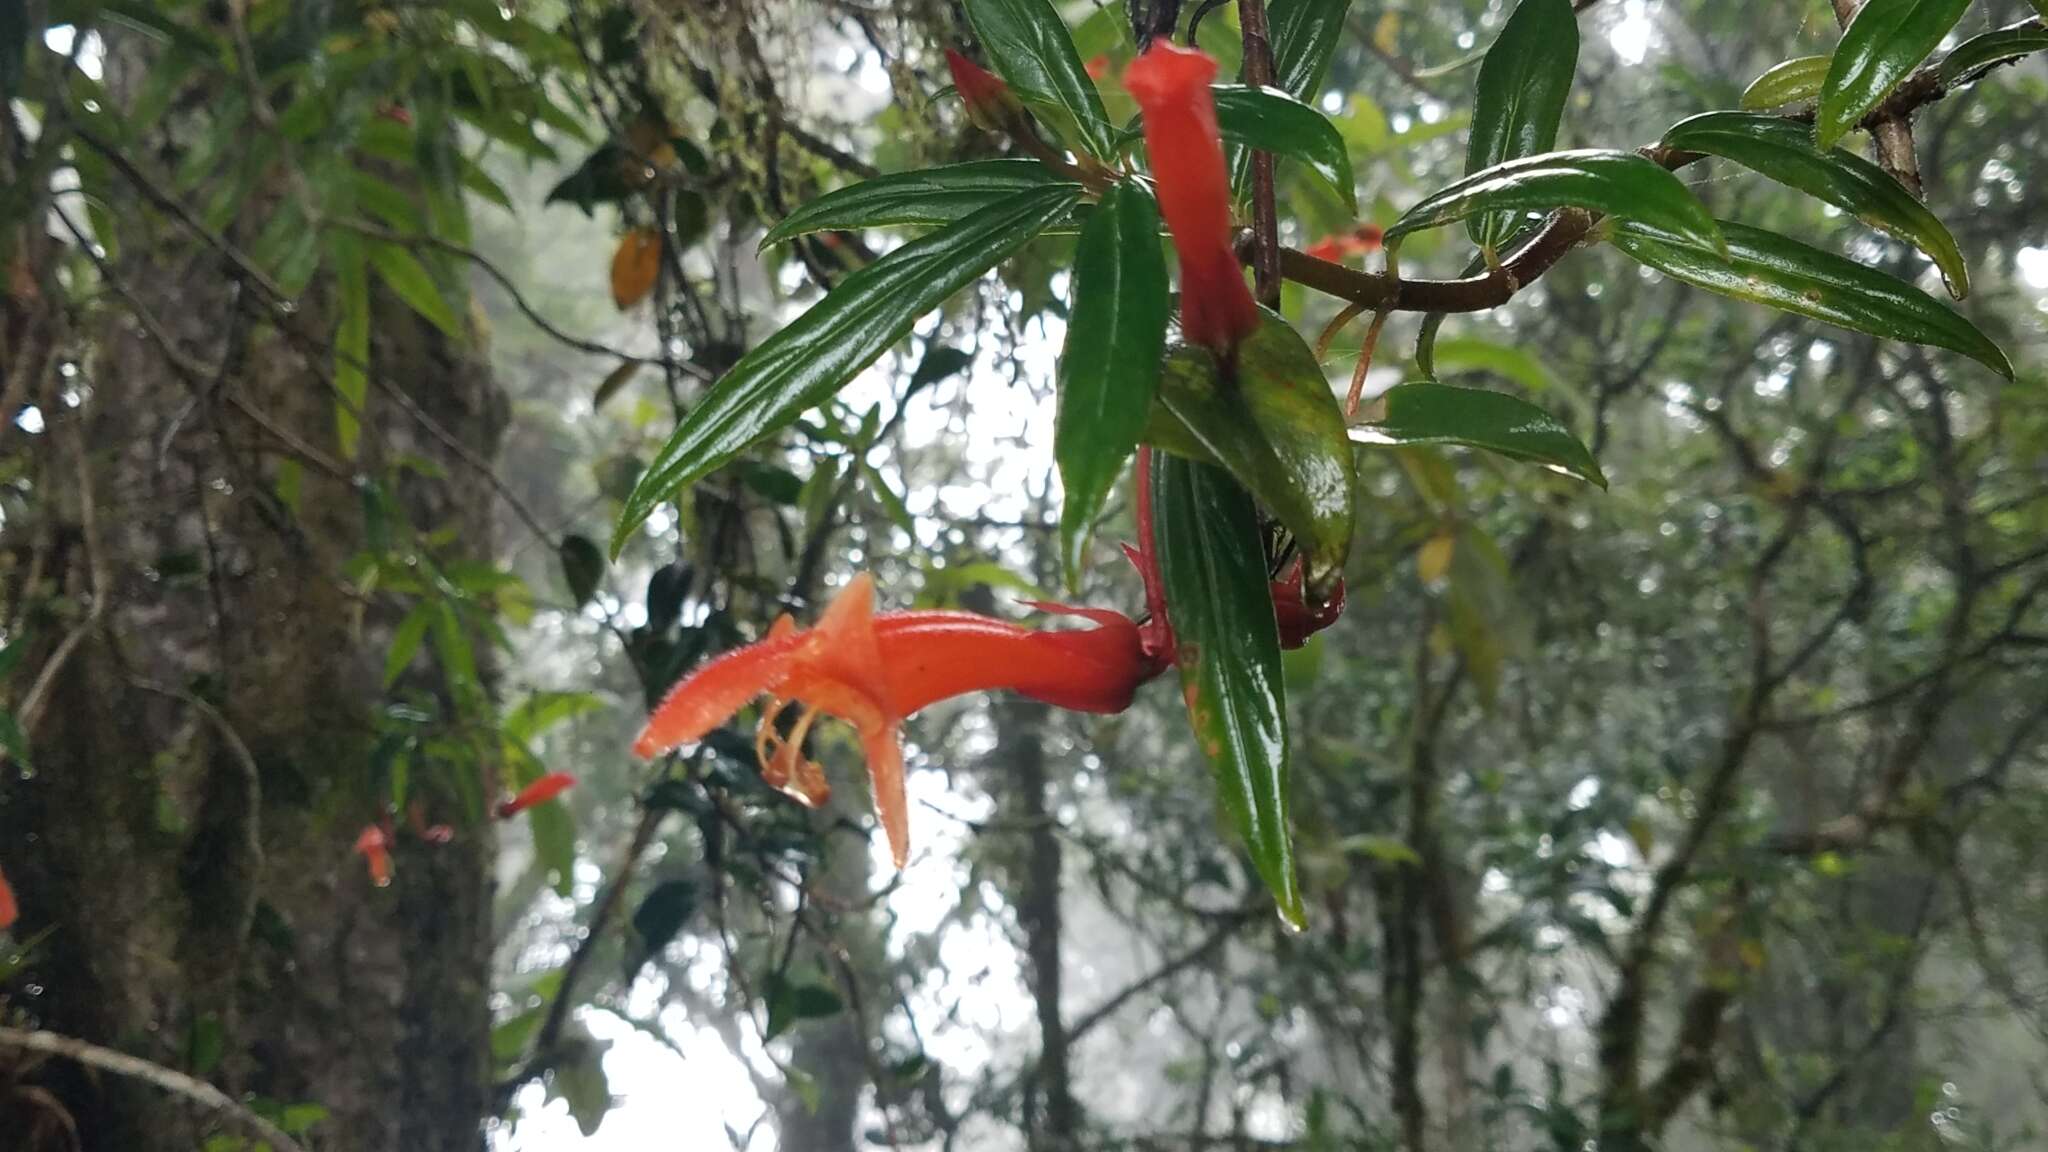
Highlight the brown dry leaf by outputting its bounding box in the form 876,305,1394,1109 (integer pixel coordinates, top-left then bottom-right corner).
610,229,662,311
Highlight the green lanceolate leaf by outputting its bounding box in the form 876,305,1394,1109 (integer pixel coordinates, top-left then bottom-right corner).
1267,0,1352,98
1146,313,1357,588
1389,149,1722,255
1662,111,1969,298
1610,218,2013,380
1056,184,1170,589
1211,84,1356,212
1740,55,1831,109
964,0,1117,158
1350,382,1606,487
1465,0,1578,249
1938,21,2048,89
613,184,1081,554
759,161,1074,248
368,241,463,341
1151,453,1304,930
1817,0,1972,148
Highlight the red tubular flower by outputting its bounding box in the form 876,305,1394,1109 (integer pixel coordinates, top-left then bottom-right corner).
0,863,18,929
635,573,1159,866
355,825,393,888
1124,43,1259,354
1085,54,1113,80
945,48,1025,134
497,772,576,820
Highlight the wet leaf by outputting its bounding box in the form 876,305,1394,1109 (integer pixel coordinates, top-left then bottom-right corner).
1350,382,1606,487
1389,149,1722,255
761,161,1073,248
1057,184,1169,588
1817,0,1972,148
965,0,1117,157
1609,218,2012,379
1211,84,1356,211
613,185,1081,554
1739,54,1830,109
1937,21,2048,88
1662,111,1968,297
1152,453,1304,929
1147,312,1357,587
1464,0,1578,249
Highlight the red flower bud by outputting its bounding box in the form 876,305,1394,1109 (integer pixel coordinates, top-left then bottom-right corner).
496,772,576,820
354,824,393,888
1124,43,1259,354
0,862,18,929
1085,54,1113,80
946,48,1022,133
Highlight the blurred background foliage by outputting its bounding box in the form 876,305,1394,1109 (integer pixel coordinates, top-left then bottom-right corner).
3,1,2047,1151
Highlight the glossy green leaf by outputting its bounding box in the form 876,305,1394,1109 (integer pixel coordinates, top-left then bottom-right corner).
1151,453,1304,930
1609,218,2013,379
759,161,1073,248
1739,55,1831,109
1817,0,1972,148
1056,184,1169,588
1268,0,1352,98
1146,313,1357,588
1389,149,1722,255
1937,22,2048,88
964,0,1117,158
1465,0,1578,249
1662,111,1969,298
1349,382,1606,487
368,241,463,341
1211,85,1356,212
613,184,1080,554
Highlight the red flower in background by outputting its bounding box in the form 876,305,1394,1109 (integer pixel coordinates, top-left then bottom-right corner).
1124,43,1259,354
0,863,18,929
1305,223,1384,264
355,824,393,888
496,772,576,820
1085,53,1113,80
635,573,1159,866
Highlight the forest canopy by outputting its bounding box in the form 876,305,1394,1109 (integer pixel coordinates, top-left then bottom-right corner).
3,0,2048,1150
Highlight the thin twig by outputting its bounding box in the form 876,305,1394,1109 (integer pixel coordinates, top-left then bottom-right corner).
0,1027,309,1152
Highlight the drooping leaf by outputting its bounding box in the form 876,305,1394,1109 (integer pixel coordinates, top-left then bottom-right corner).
593,361,642,409
759,161,1072,248
1056,184,1169,588
1739,55,1831,109
764,974,845,1041
1211,84,1356,211
1937,21,2048,88
610,228,662,310
1464,0,1578,249
558,535,606,609
1390,149,1722,255
1146,313,1357,587
1151,453,1304,930
1661,111,1969,298
628,879,697,977
1816,0,1972,148
1609,218,2013,379
547,1026,612,1137
332,235,371,460
612,184,1081,554
368,242,463,341
1266,0,1354,99
385,604,433,687
1349,382,1607,487
964,0,1118,158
